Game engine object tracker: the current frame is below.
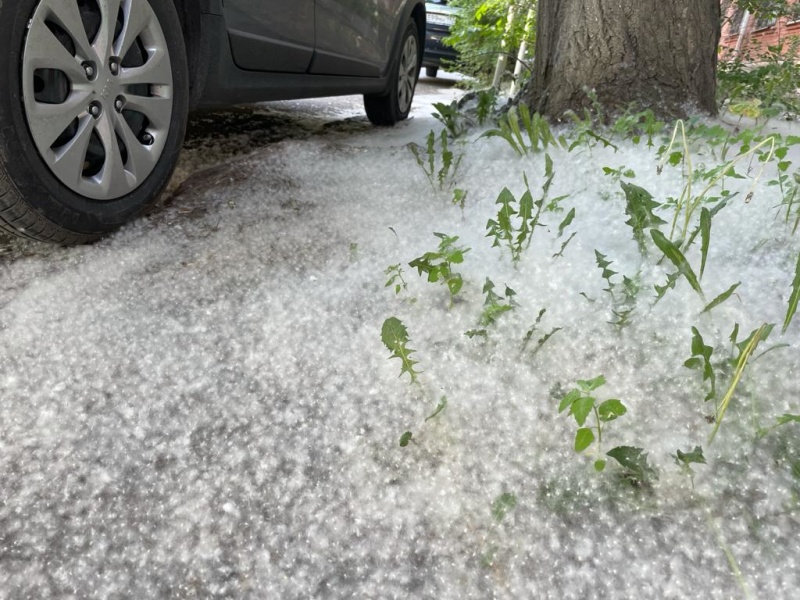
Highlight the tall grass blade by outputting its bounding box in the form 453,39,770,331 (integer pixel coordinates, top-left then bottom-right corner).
699,207,711,279
782,250,800,334
701,282,740,314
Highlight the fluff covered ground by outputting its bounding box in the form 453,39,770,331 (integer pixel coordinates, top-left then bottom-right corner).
1,93,799,598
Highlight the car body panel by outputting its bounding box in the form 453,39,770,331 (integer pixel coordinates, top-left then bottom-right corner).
223,0,315,73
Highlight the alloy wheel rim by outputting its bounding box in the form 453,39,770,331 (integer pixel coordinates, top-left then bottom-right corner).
397,35,418,115
21,0,174,200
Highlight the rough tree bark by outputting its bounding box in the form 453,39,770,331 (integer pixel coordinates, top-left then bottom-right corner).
520,0,721,119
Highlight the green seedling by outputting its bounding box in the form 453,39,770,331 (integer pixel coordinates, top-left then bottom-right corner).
399,397,448,449
432,100,467,139
553,232,577,258
672,446,706,489
621,182,666,256
558,375,628,472
409,129,463,191
486,157,563,264
594,250,617,294
521,309,562,356
757,413,800,439
491,492,517,523
381,317,421,383
482,104,561,156
399,431,414,447
684,327,717,402
602,165,636,182
783,250,800,334
384,264,409,295
409,232,470,299
594,252,639,327
606,446,658,487
479,278,517,327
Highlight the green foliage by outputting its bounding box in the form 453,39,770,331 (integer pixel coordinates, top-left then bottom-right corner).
385,264,409,295
486,157,562,263
718,39,800,118
702,282,740,314
446,0,536,84
399,431,414,447
651,230,704,299
409,232,470,298
783,251,800,334
558,376,632,473
491,492,517,522
478,278,517,327
381,317,421,383
606,446,658,486
621,181,666,255
410,129,463,191
482,104,562,156
685,327,717,402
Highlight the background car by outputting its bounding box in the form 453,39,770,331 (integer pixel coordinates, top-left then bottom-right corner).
0,0,426,244
423,0,459,78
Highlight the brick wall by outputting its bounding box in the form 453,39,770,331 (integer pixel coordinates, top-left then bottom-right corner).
720,1,800,61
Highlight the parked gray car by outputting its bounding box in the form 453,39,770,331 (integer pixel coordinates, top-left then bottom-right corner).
0,0,426,243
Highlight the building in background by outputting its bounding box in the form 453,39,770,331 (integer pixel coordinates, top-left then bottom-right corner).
720,1,800,60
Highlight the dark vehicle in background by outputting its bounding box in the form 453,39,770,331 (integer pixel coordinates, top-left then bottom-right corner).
423,0,458,78
0,0,425,244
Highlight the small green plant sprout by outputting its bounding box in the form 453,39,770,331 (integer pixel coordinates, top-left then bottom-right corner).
479,278,517,326
709,323,774,444
651,229,705,301
672,446,706,489
432,100,467,139
409,232,470,300
602,165,636,183
482,103,562,156
399,396,448,449
620,182,666,255
684,327,717,402
757,413,800,440
783,250,800,334
452,188,468,211
491,492,517,523
409,129,463,191
521,308,562,356
486,156,563,264
558,375,628,473
384,264,409,295
605,446,659,487
381,317,421,383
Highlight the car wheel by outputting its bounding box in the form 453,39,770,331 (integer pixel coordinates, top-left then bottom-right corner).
0,0,189,243
364,19,420,126
426,67,438,78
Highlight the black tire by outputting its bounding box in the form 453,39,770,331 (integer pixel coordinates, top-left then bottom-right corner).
426,67,438,78
0,0,189,244
364,19,421,126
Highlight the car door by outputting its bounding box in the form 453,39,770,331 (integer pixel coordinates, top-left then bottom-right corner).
224,0,315,73
312,0,405,77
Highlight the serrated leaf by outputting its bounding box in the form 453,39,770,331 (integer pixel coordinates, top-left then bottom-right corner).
491,492,517,522
675,446,706,465
574,427,595,452
621,182,666,254
598,399,627,422
701,282,740,314
558,389,581,413
651,229,704,298
399,431,413,447
570,396,595,426
606,446,658,482
381,317,420,382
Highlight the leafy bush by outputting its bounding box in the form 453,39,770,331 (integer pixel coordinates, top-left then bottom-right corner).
446,0,536,85
717,39,800,118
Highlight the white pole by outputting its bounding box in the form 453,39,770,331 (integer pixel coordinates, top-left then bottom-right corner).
509,8,535,97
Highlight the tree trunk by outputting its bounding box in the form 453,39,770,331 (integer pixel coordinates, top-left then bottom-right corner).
521,0,721,119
